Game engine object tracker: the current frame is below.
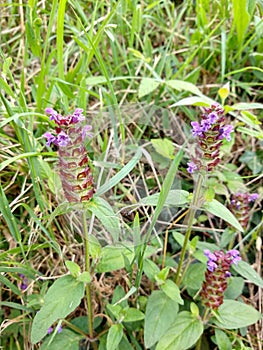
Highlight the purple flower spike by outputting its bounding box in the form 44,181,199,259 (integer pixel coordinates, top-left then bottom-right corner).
43,108,95,202
187,104,233,174
47,327,53,335
201,249,242,310
230,192,259,228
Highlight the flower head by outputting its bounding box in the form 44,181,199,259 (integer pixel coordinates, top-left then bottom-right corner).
43,108,95,202
187,103,233,174
200,249,241,310
229,192,259,228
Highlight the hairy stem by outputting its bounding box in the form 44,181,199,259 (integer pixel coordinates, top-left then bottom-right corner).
175,174,204,285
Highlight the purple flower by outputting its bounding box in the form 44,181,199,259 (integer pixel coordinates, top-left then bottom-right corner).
207,112,218,124
191,121,203,137
18,274,28,291
43,132,57,147
200,119,212,132
187,161,198,174
249,193,259,202
56,131,71,147
47,325,62,335
218,125,233,141
82,125,93,140
227,249,241,265
207,260,218,272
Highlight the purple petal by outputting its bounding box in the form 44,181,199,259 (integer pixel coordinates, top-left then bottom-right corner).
82,125,93,140
191,121,203,137
219,125,233,141
187,161,198,174
249,193,259,202
56,131,70,147
43,132,57,147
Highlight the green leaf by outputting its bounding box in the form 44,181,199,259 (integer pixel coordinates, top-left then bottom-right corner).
106,324,123,350
140,189,190,206
203,199,244,232
138,78,160,98
171,96,213,107
156,311,203,350
232,0,251,46
123,307,145,322
224,277,244,299
160,279,184,304
86,76,107,85
143,259,160,281
214,300,262,329
232,260,263,288
31,275,85,344
88,197,121,243
65,261,81,278
215,329,232,350
77,271,91,283
144,291,179,348
40,329,82,350
95,245,134,273
232,102,263,110
183,263,206,291
166,80,203,96
151,138,175,159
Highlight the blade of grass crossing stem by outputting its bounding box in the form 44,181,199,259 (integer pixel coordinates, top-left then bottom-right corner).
0,183,26,260
36,0,58,110
57,0,68,109
72,3,125,145
95,147,142,196
135,146,184,288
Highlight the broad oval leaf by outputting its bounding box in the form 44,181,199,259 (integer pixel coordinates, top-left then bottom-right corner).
144,290,179,348
215,329,232,350
138,78,160,98
160,279,184,304
214,300,262,329
106,324,123,350
232,260,263,288
156,311,203,350
203,199,244,232
31,275,85,344
40,329,82,350
95,245,134,273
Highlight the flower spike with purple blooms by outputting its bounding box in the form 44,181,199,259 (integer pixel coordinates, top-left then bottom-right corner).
200,249,241,310
187,103,233,174
43,108,95,202
229,192,259,228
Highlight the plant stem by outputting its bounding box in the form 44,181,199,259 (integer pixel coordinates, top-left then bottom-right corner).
175,174,204,285
83,209,94,339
